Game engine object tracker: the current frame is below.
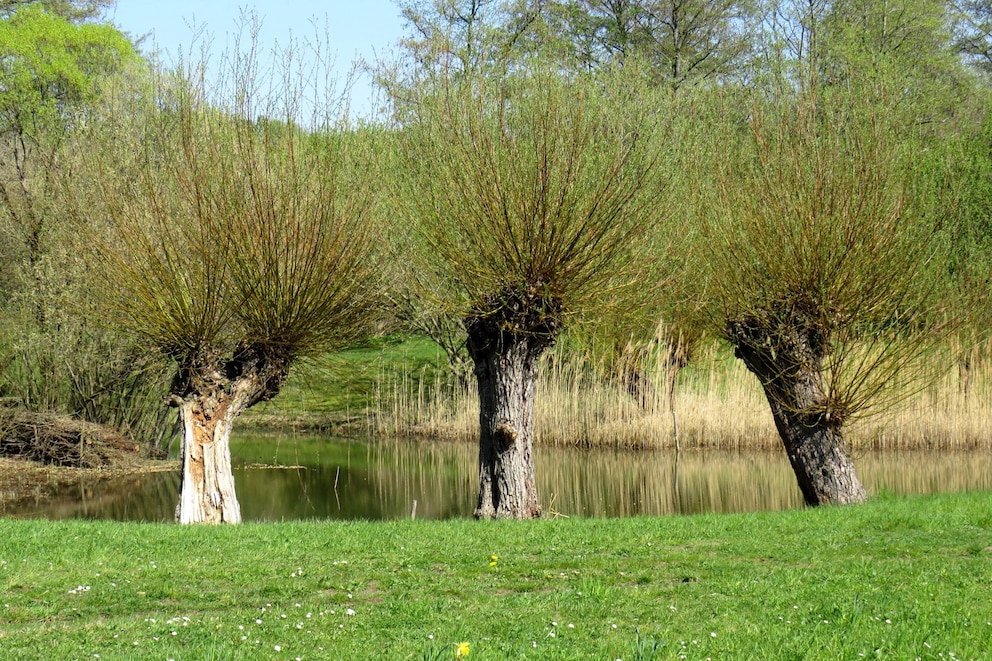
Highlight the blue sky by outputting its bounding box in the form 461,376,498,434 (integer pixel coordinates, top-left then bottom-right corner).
108,1,407,117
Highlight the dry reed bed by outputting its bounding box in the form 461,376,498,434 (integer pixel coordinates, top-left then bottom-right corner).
372,342,992,451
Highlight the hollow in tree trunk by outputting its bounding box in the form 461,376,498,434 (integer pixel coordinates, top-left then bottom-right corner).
467,318,552,519
728,316,867,506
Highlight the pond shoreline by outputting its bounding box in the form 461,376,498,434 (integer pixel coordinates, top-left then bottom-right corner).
0,456,177,516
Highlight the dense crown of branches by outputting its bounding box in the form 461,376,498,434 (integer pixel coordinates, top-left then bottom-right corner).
71,61,383,391
701,86,953,420
395,65,671,339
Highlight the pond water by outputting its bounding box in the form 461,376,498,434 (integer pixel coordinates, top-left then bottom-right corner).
7,435,992,521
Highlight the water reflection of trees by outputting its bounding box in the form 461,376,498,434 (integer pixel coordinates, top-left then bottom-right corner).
5,471,179,521
238,442,992,520
11,441,992,521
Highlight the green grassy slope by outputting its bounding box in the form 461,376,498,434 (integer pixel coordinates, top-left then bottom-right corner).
241,335,449,431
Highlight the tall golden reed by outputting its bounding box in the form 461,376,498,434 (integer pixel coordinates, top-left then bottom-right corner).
372,338,992,451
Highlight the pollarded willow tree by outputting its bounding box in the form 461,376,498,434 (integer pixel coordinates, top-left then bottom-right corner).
396,67,672,519
701,87,952,506
70,45,382,524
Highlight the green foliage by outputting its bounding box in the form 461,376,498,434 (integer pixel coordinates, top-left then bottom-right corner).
387,0,755,91
545,0,756,88
955,0,992,73
381,0,540,117
0,210,177,447
0,0,114,22
394,0,510,76
0,4,150,443
241,335,451,430
0,4,133,134
0,3,134,294
1,492,992,658
949,102,992,331
0,319,176,448
821,0,968,119
755,0,968,117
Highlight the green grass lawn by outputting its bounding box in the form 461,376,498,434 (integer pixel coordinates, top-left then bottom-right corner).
2,492,991,659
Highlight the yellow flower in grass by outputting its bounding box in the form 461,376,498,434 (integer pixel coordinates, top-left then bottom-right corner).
488,554,499,567
455,641,471,657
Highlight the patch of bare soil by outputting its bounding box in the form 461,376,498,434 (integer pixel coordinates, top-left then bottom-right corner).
0,410,176,513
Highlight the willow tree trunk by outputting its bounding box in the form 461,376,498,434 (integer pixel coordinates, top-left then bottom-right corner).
172,346,287,524
175,394,244,524
730,319,867,507
468,327,549,519
762,385,866,506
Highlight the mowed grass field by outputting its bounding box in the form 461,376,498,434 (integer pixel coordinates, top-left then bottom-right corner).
2,491,991,660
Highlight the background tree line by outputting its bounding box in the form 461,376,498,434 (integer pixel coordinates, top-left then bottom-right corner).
3,0,992,521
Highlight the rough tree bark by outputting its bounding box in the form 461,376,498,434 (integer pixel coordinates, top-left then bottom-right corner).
728,313,867,507
465,290,557,519
171,345,288,524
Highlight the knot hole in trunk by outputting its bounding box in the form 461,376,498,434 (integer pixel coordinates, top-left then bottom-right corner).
494,423,517,450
